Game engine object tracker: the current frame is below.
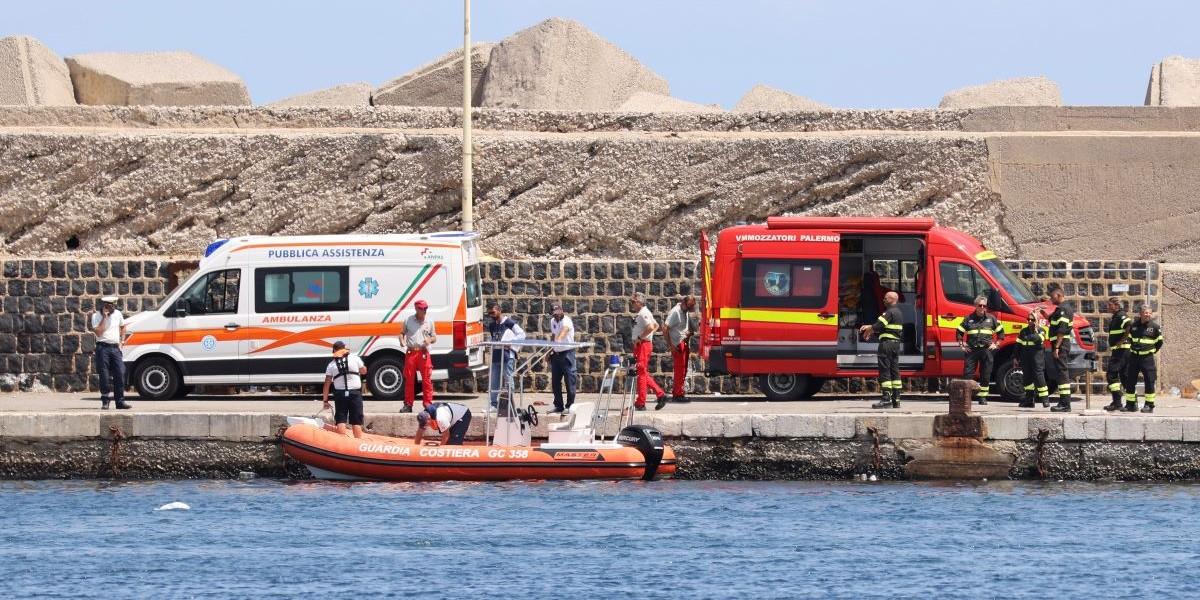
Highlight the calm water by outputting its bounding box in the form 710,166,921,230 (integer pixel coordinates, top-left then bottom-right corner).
1,479,1198,599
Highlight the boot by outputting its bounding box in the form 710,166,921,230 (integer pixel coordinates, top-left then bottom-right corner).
1050,399,1072,413
1140,403,1155,414
891,389,901,408
114,401,133,410
1018,393,1035,408
1122,401,1139,412
1103,394,1124,412
871,394,894,409
976,390,988,405
399,404,413,413
1041,395,1051,409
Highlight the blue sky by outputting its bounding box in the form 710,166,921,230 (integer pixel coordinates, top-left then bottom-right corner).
6,1,1199,108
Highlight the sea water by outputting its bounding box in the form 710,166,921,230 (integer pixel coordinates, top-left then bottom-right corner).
1,479,1198,599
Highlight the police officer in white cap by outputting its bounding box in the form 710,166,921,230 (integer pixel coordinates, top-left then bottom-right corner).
91,295,132,409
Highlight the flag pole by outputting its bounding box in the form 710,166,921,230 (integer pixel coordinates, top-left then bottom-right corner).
461,0,474,232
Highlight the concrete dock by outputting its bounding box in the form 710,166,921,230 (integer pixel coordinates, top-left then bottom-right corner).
3,391,1200,481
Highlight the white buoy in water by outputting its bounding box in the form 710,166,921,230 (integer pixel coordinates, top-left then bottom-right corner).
868,474,878,482
156,501,190,511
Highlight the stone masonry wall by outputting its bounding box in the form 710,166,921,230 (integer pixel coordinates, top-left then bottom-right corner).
0,257,1166,396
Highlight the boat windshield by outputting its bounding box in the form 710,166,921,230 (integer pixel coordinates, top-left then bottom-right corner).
979,258,1037,304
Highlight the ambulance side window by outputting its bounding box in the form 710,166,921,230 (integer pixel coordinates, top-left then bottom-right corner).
255,267,349,313
172,269,240,317
465,264,482,308
741,259,831,309
939,261,993,306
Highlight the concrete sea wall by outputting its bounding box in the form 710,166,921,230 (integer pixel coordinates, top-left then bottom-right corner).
4,411,1200,481
0,257,1169,395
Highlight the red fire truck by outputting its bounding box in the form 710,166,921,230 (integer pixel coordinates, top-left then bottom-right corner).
698,217,1096,401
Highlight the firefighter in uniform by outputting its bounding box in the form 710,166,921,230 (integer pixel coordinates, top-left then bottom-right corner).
859,291,903,409
957,295,1005,405
1103,297,1132,412
1123,304,1164,413
1015,310,1051,408
1045,286,1075,413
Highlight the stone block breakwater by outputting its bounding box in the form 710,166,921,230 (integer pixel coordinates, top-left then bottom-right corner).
3,410,1200,481
0,256,1164,394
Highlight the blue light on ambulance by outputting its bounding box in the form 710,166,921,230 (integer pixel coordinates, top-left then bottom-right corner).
204,239,229,257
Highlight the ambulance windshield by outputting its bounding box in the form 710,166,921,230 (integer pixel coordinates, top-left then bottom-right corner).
979,258,1037,304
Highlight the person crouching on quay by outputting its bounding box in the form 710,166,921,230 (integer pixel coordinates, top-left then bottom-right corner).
414,402,472,446
322,341,367,438
399,299,436,413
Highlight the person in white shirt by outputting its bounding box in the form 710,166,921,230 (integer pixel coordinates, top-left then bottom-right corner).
630,292,667,411
90,295,131,410
414,402,472,445
665,294,697,404
486,302,526,409
322,341,368,438
548,303,577,414
399,299,436,413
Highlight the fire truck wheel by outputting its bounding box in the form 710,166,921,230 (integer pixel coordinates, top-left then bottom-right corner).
991,360,1026,402
759,374,811,402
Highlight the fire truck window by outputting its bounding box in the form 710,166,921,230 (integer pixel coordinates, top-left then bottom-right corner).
939,261,993,306
743,260,831,309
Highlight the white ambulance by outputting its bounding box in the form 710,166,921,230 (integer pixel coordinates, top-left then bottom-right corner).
121,233,487,399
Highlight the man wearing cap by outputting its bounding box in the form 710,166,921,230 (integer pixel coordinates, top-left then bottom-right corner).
322,341,368,438
549,303,577,414
90,296,132,410
399,299,436,413
414,401,472,446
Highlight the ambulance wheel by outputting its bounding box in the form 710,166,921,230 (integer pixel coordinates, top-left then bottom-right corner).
367,356,405,400
992,361,1025,403
759,374,811,401
134,357,181,400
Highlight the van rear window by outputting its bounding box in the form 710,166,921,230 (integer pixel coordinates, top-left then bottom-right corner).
465,264,482,308
741,259,831,309
255,267,349,313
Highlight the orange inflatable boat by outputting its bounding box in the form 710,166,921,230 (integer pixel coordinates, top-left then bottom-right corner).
281,420,677,482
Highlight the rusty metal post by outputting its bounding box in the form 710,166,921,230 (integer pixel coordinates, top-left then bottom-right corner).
1085,369,1093,410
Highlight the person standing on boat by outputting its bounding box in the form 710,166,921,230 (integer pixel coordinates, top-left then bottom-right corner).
630,292,668,411
548,303,577,414
487,302,525,410
665,294,696,404
399,299,436,414
322,341,368,438
414,402,473,445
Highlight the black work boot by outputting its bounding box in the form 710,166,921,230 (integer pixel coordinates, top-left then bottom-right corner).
1103,394,1124,412
1018,394,1035,408
1122,401,1139,412
1140,403,1155,414
1041,395,1051,408
1050,399,1072,413
871,394,894,409
891,389,901,408
399,404,413,413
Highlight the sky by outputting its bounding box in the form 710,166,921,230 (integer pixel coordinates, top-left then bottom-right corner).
6,0,1200,108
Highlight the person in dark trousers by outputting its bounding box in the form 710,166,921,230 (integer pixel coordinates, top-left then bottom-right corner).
322,341,368,438
1045,286,1075,412
548,303,577,414
1123,304,1164,413
957,294,1005,405
1103,297,1133,412
486,302,525,411
90,295,132,410
859,291,903,409
414,402,473,445
1015,310,1051,408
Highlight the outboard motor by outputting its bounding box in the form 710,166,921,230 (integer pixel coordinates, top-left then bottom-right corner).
617,425,665,481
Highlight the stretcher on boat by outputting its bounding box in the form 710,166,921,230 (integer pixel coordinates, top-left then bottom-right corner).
282,339,676,482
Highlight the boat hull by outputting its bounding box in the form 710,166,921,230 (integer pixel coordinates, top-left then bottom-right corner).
281,424,677,482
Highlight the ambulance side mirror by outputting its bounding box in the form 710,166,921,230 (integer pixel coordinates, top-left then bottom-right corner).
175,299,189,318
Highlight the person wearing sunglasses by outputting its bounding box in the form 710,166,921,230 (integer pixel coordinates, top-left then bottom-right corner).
956,295,1004,405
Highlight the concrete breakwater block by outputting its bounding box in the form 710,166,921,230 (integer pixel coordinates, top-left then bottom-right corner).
481,18,669,110
268,82,371,108
939,76,1061,109
374,43,493,107
0,35,76,106
66,51,251,106
733,84,829,112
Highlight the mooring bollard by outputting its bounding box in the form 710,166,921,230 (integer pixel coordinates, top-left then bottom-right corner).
906,377,1012,480
947,378,977,416
936,379,983,438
